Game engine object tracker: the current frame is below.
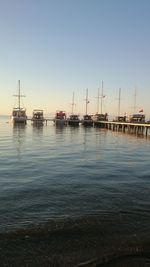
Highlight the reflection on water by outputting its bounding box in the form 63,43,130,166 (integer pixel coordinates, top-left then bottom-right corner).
54,124,67,134
68,124,80,128
0,117,150,243
32,123,44,136
12,124,27,159
68,124,80,133
13,123,26,130
81,126,96,150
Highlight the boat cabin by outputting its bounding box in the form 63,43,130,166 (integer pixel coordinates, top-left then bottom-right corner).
93,113,108,121
82,114,93,126
12,108,26,118
55,111,66,119
31,109,45,124
83,115,92,121
32,109,44,120
114,116,127,122
69,115,79,120
67,114,80,125
129,114,145,123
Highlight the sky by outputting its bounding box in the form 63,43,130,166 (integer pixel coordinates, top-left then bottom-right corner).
0,0,150,118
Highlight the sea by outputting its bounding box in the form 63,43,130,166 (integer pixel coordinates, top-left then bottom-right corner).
0,115,150,265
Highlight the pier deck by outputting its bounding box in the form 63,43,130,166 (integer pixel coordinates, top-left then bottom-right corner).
27,118,150,136
97,121,150,137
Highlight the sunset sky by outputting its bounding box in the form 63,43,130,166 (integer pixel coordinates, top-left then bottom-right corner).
0,0,150,119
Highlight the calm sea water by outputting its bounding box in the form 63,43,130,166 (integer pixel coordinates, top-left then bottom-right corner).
0,115,150,233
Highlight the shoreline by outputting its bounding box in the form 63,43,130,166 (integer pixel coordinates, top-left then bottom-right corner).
0,214,150,266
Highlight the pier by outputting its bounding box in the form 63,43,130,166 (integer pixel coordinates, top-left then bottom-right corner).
27,118,150,137
97,121,150,137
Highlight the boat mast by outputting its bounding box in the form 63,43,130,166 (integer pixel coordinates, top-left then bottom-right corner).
71,92,75,114
97,87,100,114
118,88,121,117
100,80,104,114
96,81,105,114
133,87,137,113
85,88,89,115
13,80,25,109
18,80,21,109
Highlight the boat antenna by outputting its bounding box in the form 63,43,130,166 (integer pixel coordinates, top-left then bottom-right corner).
13,80,25,109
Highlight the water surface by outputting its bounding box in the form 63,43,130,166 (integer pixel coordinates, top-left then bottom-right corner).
0,116,150,233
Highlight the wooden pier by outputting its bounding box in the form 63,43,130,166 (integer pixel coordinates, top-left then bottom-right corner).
97,121,150,137
27,118,150,137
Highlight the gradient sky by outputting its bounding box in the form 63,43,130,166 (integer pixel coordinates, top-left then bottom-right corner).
0,0,150,118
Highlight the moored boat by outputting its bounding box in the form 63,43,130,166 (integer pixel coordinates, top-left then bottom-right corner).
93,113,108,121
67,114,80,126
31,109,45,124
129,113,145,123
11,80,27,124
93,113,108,127
82,114,93,126
53,111,67,125
67,92,80,126
92,82,107,127
82,88,93,126
113,115,127,122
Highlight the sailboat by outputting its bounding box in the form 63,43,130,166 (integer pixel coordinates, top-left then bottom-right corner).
11,80,27,124
82,88,93,126
67,92,80,126
92,81,108,126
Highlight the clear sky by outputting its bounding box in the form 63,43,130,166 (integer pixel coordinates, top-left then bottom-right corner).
0,0,150,118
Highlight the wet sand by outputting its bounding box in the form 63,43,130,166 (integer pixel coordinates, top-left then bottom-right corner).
0,213,150,266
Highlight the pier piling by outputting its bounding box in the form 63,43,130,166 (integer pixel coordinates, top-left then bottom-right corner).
97,121,150,137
